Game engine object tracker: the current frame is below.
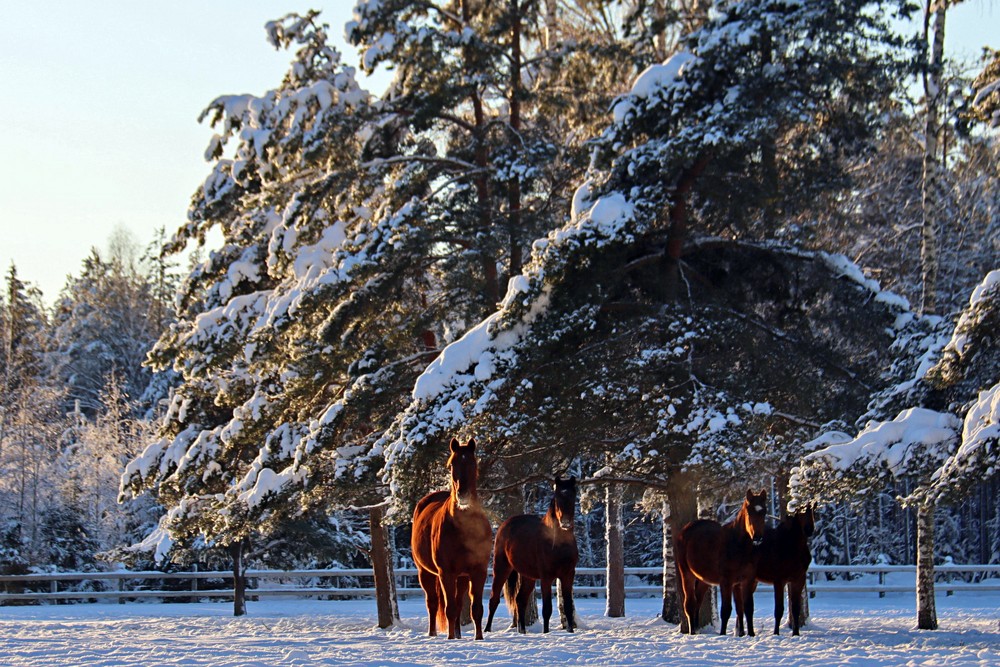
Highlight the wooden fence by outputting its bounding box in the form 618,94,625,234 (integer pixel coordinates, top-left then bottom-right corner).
0,564,997,605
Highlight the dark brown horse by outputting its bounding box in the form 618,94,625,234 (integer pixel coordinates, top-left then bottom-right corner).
411,438,493,639
745,505,815,635
676,489,768,636
485,477,579,634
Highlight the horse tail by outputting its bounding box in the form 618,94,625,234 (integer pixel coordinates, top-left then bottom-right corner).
502,569,519,617
434,578,449,632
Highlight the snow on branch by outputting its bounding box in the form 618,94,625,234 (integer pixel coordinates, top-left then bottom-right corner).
790,408,961,509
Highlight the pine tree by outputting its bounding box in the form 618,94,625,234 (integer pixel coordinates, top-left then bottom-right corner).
0,266,66,564
926,271,1000,502
50,234,165,417
969,48,1000,128
119,12,377,616
380,0,921,623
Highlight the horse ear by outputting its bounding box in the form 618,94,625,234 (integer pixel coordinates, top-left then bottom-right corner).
466,438,476,452
746,488,754,500
450,438,460,453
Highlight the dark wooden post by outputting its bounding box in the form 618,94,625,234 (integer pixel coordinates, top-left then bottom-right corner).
370,505,400,628
605,485,625,617
228,540,248,617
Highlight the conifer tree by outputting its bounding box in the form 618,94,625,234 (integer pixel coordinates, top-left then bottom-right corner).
969,48,1000,129
0,266,66,563
380,0,919,624
50,236,165,417
120,12,376,616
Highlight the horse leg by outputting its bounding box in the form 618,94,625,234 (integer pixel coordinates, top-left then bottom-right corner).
719,581,733,636
470,569,487,640
789,579,804,636
486,554,512,633
678,568,698,634
439,573,461,639
515,576,535,634
733,582,748,637
773,581,785,635
455,575,471,639
690,578,711,635
540,578,554,633
559,573,576,632
417,567,440,637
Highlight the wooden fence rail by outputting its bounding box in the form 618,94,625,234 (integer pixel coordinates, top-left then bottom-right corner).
0,564,997,604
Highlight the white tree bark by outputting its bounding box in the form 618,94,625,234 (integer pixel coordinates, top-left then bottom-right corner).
920,0,948,315
916,502,938,630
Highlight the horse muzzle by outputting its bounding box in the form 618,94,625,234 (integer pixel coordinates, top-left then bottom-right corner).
559,520,574,531
752,537,763,546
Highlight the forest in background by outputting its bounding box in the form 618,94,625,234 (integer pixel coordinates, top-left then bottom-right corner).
1,0,999,629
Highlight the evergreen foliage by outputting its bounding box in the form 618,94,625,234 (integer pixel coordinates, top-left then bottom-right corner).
0,3,996,613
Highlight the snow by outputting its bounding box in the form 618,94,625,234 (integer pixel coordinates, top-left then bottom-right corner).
940,269,1000,357
612,51,696,124
802,408,961,474
411,278,549,403
958,383,1000,465
820,253,911,313
1,594,997,666
932,382,1000,492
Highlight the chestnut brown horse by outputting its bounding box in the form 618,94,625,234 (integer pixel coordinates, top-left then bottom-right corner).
745,505,815,635
485,477,579,634
676,489,768,636
411,438,493,639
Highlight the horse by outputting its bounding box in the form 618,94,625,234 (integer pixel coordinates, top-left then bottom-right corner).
411,437,493,640
745,505,815,635
675,488,768,636
485,477,579,634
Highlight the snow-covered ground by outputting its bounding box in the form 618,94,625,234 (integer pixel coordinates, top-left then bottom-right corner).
1,592,997,666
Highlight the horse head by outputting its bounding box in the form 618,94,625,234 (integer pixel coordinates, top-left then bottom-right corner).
551,476,577,531
448,437,479,509
796,504,816,537
743,488,768,545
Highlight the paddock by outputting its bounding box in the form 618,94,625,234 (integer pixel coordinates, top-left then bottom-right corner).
1,592,997,667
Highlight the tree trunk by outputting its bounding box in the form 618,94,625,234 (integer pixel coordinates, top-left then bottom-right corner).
920,1,947,316
370,505,400,629
660,498,682,624
664,159,711,297
506,0,524,282
916,502,938,630
605,485,626,617
666,472,712,631
543,0,558,51
557,578,575,630
461,0,498,312
229,540,247,617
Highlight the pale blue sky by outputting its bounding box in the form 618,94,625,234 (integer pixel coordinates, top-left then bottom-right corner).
0,1,996,303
